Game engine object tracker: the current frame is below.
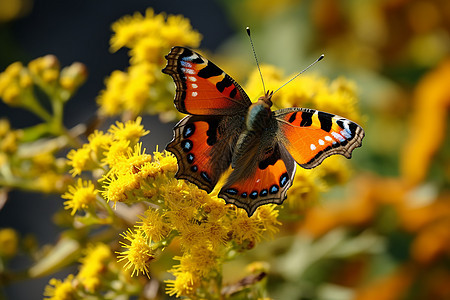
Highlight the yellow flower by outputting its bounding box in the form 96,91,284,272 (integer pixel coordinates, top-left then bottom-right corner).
36,171,67,194
165,270,198,298
201,219,229,249
87,129,113,161
0,130,21,154
62,178,98,215
253,204,281,236
0,0,32,22
286,166,321,212
130,36,165,64
110,8,165,52
102,171,140,205
97,70,128,116
117,228,154,278
108,143,152,176
59,62,87,94
43,274,76,300
177,224,208,251
185,245,220,277
0,61,31,106
230,210,264,246
110,8,201,53
315,155,352,188
108,117,149,145
244,64,284,101
0,228,19,258
66,144,95,176
122,63,156,115
312,77,361,123
137,208,170,242
160,13,202,48
77,243,112,292
0,118,11,137
102,139,130,168
28,55,60,86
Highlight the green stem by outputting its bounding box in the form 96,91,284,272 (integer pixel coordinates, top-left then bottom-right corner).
23,93,52,123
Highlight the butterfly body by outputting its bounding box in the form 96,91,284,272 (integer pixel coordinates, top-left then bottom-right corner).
163,46,364,216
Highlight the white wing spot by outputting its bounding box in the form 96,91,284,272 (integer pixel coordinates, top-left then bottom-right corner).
180,61,192,68
318,139,325,145
332,132,345,142
191,83,198,88
310,144,316,151
325,136,332,141
341,130,351,139
187,54,199,60
188,76,197,82
192,91,198,97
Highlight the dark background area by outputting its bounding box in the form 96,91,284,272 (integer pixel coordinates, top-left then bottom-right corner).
0,1,233,298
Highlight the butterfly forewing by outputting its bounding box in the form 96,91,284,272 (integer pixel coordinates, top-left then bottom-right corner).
162,46,252,115
275,108,365,168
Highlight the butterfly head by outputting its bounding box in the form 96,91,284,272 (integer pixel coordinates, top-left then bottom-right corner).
257,90,274,108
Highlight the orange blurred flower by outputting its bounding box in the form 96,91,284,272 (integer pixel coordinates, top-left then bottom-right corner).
401,59,450,187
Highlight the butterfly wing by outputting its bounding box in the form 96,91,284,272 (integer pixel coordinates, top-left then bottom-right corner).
218,123,297,217
167,114,245,193
162,46,252,115
164,47,251,193
275,108,365,168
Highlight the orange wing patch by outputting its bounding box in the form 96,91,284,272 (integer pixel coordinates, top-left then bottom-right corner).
219,144,296,217
276,108,364,169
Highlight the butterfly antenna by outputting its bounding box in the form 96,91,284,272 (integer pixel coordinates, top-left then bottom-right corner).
273,54,325,95
246,27,266,93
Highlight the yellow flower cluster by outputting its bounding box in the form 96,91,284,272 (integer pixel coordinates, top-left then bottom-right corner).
62,115,283,298
67,117,149,177
0,55,89,194
109,149,281,289
244,64,363,123
0,118,69,193
97,9,202,120
0,55,87,113
0,228,19,258
64,117,149,218
44,243,141,299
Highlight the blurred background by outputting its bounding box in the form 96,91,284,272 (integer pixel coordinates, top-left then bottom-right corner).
0,0,448,299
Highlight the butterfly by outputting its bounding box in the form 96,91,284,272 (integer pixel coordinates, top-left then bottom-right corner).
162,46,364,217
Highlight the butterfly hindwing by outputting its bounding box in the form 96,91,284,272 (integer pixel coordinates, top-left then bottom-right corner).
162,46,252,115
166,114,244,193
275,108,364,168
219,127,296,216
